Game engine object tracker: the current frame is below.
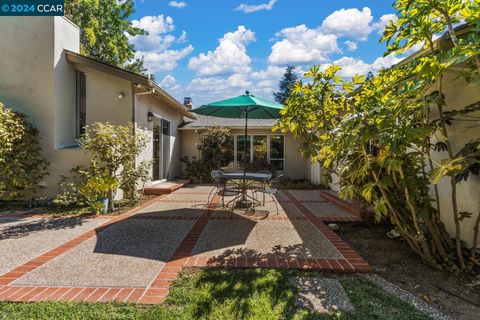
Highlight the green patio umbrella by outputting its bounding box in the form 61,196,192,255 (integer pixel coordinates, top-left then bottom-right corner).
193,91,283,208
193,91,283,175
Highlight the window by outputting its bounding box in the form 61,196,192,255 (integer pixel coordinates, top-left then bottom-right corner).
236,135,251,169
269,135,285,171
232,134,285,171
75,71,86,138
253,135,268,161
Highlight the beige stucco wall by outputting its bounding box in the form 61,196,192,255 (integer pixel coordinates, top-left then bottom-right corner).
180,128,308,180
0,17,89,197
429,69,480,247
135,94,184,184
324,67,479,246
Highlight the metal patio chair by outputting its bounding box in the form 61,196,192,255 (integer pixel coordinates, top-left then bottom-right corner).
252,172,284,215
206,170,242,208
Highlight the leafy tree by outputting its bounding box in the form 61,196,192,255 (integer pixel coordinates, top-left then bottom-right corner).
276,0,480,270
382,0,480,269
0,102,49,200
274,66,299,104
78,122,151,211
65,0,148,75
181,127,233,183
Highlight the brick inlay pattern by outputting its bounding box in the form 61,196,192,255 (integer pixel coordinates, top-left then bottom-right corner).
0,195,166,287
0,188,371,305
138,194,221,304
0,285,148,303
318,191,363,219
283,191,372,273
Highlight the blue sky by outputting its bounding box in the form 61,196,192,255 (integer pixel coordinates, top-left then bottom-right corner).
129,0,403,106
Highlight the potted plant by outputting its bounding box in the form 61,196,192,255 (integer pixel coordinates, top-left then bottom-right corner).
79,163,119,214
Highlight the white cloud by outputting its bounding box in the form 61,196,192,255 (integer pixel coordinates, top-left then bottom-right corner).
268,25,340,65
132,15,175,36
159,74,181,91
331,57,370,77
372,13,398,35
370,53,402,71
188,26,256,76
177,30,188,43
139,45,194,72
344,40,358,52
235,0,277,13
130,15,193,73
169,1,187,8
130,15,176,51
321,7,374,41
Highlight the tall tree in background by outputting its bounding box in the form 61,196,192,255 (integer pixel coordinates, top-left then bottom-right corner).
65,0,148,75
274,66,299,104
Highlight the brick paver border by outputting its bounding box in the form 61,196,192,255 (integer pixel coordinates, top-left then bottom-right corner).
137,194,221,304
283,191,372,273
0,195,166,289
0,187,371,305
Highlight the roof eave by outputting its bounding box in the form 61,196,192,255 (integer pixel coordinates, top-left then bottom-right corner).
178,126,276,131
65,50,197,120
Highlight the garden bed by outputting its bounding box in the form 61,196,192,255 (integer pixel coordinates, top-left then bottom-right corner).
339,224,480,320
0,195,157,218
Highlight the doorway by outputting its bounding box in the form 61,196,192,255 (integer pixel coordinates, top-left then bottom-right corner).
152,117,171,181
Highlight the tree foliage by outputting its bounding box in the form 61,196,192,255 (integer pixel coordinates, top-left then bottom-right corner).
78,122,151,211
276,0,480,271
0,102,49,200
274,66,299,105
181,127,233,183
64,0,148,75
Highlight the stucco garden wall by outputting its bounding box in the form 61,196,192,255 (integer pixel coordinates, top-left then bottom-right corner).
429,69,480,247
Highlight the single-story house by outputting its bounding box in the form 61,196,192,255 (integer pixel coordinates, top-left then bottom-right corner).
0,16,324,200
0,16,196,198
179,114,317,181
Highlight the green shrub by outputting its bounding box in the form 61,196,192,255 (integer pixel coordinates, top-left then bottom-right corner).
181,127,233,183
0,102,49,200
78,122,150,211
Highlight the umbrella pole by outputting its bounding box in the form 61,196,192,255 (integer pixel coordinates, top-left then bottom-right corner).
242,108,248,202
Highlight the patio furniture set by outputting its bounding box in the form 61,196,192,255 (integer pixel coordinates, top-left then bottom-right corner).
207,170,284,216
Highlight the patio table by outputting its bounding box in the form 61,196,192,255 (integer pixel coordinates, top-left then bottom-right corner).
218,172,271,209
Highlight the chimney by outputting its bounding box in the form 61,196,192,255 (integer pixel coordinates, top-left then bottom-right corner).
183,97,193,109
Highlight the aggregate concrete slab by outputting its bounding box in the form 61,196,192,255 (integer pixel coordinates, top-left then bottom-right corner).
191,219,343,259
303,202,354,219
173,185,214,194
15,219,195,287
289,276,354,313
287,190,327,202
137,202,204,218
260,201,304,217
163,193,210,203
0,217,108,275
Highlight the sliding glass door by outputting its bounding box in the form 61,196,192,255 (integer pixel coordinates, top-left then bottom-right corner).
152,117,171,181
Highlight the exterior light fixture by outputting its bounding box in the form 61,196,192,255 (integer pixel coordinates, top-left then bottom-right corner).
147,111,154,122
118,91,126,99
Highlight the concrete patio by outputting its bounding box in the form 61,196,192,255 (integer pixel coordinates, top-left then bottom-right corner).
0,185,370,304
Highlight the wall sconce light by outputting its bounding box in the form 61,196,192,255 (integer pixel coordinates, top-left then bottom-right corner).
147,111,154,122
118,91,126,99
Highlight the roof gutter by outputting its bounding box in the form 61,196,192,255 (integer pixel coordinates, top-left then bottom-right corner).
178,126,277,131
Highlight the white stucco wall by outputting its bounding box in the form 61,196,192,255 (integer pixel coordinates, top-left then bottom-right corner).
135,94,184,184
429,69,480,247
0,17,87,197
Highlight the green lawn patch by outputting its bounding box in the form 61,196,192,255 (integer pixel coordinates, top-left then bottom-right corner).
0,269,431,320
